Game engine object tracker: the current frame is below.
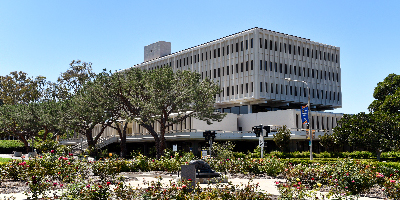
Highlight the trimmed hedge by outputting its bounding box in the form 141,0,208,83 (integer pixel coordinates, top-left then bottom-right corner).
0,140,25,154
268,150,400,160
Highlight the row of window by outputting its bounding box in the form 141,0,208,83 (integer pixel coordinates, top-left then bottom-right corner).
219,81,340,102
198,60,339,83
173,39,338,69
259,82,340,102
258,38,338,62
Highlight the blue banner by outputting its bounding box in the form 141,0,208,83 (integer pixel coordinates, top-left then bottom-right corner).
301,105,309,124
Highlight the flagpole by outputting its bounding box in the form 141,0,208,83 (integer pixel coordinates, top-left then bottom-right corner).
285,78,313,160
307,82,313,160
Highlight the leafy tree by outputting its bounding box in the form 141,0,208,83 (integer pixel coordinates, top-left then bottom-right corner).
53,60,113,156
0,71,61,152
0,71,46,105
0,99,63,152
75,70,130,157
53,60,96,100
273,125,291,152
319,131,336,152
333,74,400,160
111,66,225,159
0,103,35,152
368,73,400,116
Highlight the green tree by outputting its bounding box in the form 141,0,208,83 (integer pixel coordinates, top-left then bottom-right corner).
369,73,400,116
273,125,291,152
333,74,400,160
0,71,61,152
319,131,336,152
75,70,130,157
0,71,46,105
0,99,63,152
111,66,225,159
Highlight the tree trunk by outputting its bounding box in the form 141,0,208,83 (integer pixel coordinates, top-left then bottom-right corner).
376,149,382,162
154,136,161,159
120,123,128,158
19,135,30,153
85,130,96,157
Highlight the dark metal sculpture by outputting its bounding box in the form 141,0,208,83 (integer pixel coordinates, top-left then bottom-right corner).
189,160,216,174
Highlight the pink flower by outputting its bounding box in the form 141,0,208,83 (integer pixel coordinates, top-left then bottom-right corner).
51,150,55,153
296,186,300,189
53,183,57,186
69,153,73,156
390,180,396,183
86,184,90,188
352,180,355,183
60,184,63,187
182,185,187,189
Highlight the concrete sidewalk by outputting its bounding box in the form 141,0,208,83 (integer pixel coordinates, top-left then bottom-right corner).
0,153,26,160
0,176,384,200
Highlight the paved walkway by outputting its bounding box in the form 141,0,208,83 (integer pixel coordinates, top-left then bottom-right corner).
0,154,384,199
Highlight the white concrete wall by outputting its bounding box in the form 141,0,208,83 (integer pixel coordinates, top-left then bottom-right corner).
238,110,296,132
192,113,237,132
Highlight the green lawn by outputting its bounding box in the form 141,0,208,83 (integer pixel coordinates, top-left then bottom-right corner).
0,157,12,163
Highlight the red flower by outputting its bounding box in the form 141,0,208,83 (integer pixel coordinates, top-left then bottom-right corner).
99,185,102,188
51,150,55,153
182,185,187,189
107,182,111,185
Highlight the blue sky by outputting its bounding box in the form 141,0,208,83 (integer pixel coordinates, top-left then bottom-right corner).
1,0,399,114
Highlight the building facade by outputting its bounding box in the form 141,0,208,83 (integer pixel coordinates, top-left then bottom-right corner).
65,27,343,154
135,27,341,113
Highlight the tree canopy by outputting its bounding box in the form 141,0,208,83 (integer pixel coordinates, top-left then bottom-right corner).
110,66,225,158
333,73,400,160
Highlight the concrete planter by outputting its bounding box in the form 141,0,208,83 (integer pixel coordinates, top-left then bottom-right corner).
28,152,37,158
13,151,22,157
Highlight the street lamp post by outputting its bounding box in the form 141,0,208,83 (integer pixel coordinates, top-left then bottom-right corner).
285,78,313,160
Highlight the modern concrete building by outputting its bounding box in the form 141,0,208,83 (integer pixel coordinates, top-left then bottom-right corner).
63,27,343,155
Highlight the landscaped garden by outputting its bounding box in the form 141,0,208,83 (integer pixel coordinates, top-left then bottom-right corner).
1,146,400,199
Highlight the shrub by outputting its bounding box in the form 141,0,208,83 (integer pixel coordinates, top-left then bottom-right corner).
273,125,291,152
212,141,235,160
0,140,25,153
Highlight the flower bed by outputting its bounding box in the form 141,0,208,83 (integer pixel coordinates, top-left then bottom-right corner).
1,151,400,199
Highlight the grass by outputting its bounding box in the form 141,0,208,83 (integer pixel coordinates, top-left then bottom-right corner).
0,157,12,163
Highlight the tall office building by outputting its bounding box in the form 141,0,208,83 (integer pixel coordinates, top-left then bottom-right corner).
134,27,341,115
